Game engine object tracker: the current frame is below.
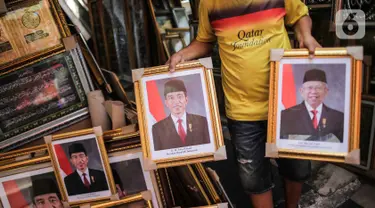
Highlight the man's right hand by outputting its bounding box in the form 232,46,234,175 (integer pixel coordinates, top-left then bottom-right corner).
164,40,215,72
166,52,185,72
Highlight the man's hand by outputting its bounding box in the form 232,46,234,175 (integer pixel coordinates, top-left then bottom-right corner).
293,15,322,57
165,40,215,72
297,33,322,56
166,52,185,72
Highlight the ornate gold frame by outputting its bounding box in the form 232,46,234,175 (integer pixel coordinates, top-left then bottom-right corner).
193,164,221,204
0,127,141,164
266,47,362,164
90,191,153,208
0,0,71,70
45,127,117,205
133,58,225,169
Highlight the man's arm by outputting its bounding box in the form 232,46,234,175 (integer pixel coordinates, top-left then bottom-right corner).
166,40,215,72
293,15,321,54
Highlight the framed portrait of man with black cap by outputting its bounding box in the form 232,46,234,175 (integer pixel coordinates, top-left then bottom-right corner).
132,57,225,169
0,166,64,208
45,126,117,205
266,47,362,164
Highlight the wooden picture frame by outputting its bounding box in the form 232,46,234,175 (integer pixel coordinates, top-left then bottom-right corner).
192,164,221,204
90,191,153,208
108,148,161,208
173,165,211,206
0,46,93,152
172,7,190,46
0,0,71,70
356,96,375,170
0,160,65,208
266,47,362,164
132,58,226,169
162,33,186,59
332,0,375,29
45,127,117,205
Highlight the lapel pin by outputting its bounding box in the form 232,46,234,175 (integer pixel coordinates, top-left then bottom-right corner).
322,118,326,128
189,123,192,132
91,176,95,183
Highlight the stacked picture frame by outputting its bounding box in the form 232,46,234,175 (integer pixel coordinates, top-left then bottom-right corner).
0,124,231,208
0,0,95,152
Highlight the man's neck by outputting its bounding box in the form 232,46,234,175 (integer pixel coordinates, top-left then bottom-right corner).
77,168,88,174
171,112,186,119
305,102,323,111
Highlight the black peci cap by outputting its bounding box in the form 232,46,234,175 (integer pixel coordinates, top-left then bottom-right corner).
32,178,60,199
303,69,327,83
164,79,187,96
68,142,87,157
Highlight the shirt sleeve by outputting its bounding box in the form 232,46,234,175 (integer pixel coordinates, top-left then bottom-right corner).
284,0,309,26
196,0,217,43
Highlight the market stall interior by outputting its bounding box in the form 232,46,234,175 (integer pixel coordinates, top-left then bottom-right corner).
1,0,375,207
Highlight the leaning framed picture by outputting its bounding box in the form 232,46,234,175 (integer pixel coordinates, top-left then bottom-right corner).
90,191,153,208
0,47,93,151
108,148,161,208
0,158,64,208
266,47,362,164
0,0,71,70
45,126,117,205
356,96,375,170
132,58,226,169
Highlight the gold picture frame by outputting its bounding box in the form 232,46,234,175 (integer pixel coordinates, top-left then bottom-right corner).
108,147,162,208
45,126,117,205
90,191,153,208
0,0,71,70
266,47,362,164
132,57,226,169
0,160,65,208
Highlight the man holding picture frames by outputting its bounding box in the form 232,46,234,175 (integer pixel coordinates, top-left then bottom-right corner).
166,0,321,207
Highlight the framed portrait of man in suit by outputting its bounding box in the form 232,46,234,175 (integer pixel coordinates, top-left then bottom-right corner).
45,126,117,205
0,164,64,208
133,57,225,169
266,47,362,164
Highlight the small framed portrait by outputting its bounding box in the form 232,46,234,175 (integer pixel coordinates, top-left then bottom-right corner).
109,148,161,208
266,47,362,164
0,161,65,208
45,126,116,205
132,58,225,169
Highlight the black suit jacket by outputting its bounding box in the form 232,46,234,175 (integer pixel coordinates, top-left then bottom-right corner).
64,168,108,195
280,102,344,142
152,113,210,151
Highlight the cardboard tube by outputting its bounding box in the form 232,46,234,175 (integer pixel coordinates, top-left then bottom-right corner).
104,101,126,129
87,90,110,131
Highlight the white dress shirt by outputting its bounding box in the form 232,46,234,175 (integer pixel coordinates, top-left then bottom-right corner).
171,113,187,134
77,168,91,185
305,102,323,124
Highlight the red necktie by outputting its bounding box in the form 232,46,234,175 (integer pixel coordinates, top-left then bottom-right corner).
82,173,90,188
177,119,186,143
311,110,318,129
